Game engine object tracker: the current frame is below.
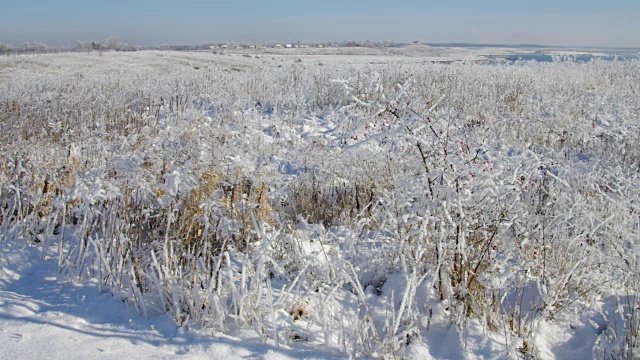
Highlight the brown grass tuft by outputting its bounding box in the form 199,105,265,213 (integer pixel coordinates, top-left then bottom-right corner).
289,302,309,321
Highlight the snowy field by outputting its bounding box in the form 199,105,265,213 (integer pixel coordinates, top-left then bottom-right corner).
1,50,639,359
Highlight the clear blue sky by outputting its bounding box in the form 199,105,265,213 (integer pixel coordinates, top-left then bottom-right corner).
1,0,639,48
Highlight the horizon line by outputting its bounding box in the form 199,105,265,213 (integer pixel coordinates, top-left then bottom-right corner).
3,38,640,51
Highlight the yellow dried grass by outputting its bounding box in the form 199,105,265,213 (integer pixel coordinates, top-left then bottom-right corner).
33,156,80,217
177,170,274,246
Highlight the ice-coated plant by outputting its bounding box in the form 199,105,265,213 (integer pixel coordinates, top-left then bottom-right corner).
1,51,639,358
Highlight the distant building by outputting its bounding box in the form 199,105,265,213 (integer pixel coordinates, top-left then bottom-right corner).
285,44,293,48
275,44,283,48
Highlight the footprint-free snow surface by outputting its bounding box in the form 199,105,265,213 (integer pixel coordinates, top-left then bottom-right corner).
0,243,335,360
0,241,617,360
2,51,638,360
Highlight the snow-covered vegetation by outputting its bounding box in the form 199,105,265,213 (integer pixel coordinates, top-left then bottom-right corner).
1,51,639,358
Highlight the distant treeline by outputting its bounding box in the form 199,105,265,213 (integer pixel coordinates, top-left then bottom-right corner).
1,38,402,54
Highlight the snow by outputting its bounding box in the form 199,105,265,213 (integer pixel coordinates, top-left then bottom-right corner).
1,50,639,359
1,237,523,360
0,244,336,360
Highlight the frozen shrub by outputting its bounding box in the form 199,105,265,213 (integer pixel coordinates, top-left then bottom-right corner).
1,52,639,358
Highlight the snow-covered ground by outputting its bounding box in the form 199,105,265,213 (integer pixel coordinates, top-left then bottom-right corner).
1,241,630,359
1,50,639,359
0,243,340,359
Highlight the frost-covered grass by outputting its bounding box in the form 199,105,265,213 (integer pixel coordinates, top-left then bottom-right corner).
1,50,640,359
